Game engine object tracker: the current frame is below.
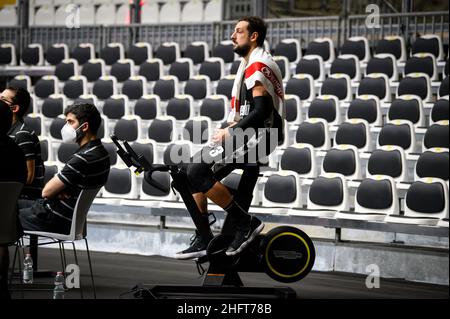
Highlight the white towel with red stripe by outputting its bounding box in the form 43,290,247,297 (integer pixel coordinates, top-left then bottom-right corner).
228,46,285,127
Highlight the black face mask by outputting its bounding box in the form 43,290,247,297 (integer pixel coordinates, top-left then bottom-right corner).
234,43,251,57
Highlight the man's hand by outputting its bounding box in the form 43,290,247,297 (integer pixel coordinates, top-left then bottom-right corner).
211,128,231,144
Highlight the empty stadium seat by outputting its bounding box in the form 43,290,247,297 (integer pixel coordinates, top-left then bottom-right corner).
330,54,361,82
34,76,59,99
0,44,16,66
346,95,382,126
295,118,331,150
386,178,449,225
92,76,118,100
100,43,125,66
130,139,156,165
322,145,361,180
113,115,141,142
9,75,32,92
42,94,66,120
134,94,161,121
139,58,163,82
388,95,425,128
166,95,195,123
111,59,135,83
376,35,407,63
335,119,372,152
284,95,303,124
33,5,55,26
63,75,87,100
215,76,235,100
285,74,315,102
295,55,325,82
101,165,139,201
49,115,66,141
274,39,301,64
308,95,341,125
365,53,398,82
46,43,69,66
181,0,203,23
397,73,432,103
199,58,225,82
184,75,211,101
341,36,371,64
404,53,439,81
182,117,212,146
203,0,223,22
21,44,44,66
357,73,391,103
274,56,291,82
212,41,236,64
305,37,335,64
55,59,79,82
199,95,228,124
430,97,449,124
140,2,159,24
24,113,45,137
95,4,116,26
155,42,181,65
127,42,152,66
103,95,129,121
336,175,399,221
439,77,449,99
140,170,177,201
423,120,449,151
279,143,318,178
320,74,352,102
307,173,349,213
81,59,106,82
169,58,194,82
162,140,193,165
367,145,407,182
160,0,181,23
122,76,147,100
411,34,445,61
153,76,179,101
230,60,242,75
184,42,209,65
262,171,302,209
415,147,449,181
378,120,417,154
71,43,95,65
148,116,177,145
0,5,18,26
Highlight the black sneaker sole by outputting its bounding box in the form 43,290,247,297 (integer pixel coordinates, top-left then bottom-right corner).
175,249,207,260
225,221,265,256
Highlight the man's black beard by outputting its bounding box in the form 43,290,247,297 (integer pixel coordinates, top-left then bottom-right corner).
233,43,251,57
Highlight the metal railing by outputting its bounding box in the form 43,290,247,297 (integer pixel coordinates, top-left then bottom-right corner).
348,11,449,48
0,11,448,57
217,15,341,49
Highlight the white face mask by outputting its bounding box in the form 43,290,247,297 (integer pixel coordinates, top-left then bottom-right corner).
61,122,85,143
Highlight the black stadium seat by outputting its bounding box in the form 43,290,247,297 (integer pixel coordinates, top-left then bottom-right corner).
148,118,175,143
416,149,449,181
212,42,235,64
134,96,159,121
92,77,116,100
431,98,449,123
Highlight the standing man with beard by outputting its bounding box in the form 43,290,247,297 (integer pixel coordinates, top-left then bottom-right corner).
176,16,285,260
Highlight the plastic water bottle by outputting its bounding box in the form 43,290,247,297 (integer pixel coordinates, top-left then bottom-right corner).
53,272,65,299
23,254,33,284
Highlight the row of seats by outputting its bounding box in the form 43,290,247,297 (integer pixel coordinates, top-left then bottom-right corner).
80,147,448,227
40,129,449,184
0,0,223,26
2,33,448,69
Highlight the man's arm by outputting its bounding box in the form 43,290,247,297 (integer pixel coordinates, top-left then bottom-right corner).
42,176,66,199
25,159,35,185
212,81,272,143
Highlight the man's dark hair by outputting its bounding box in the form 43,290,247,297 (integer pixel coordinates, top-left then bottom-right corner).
7,86,31,119
64,103,102,135
0,100,13,136
238,16,267,47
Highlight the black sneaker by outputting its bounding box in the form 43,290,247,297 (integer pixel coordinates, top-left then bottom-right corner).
175,232,210,260
225,216,264,256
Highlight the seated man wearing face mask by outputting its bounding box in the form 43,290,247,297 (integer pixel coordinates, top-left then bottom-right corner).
18,103,110,234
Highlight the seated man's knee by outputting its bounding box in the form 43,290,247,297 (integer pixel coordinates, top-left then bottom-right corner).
186,163,215,193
